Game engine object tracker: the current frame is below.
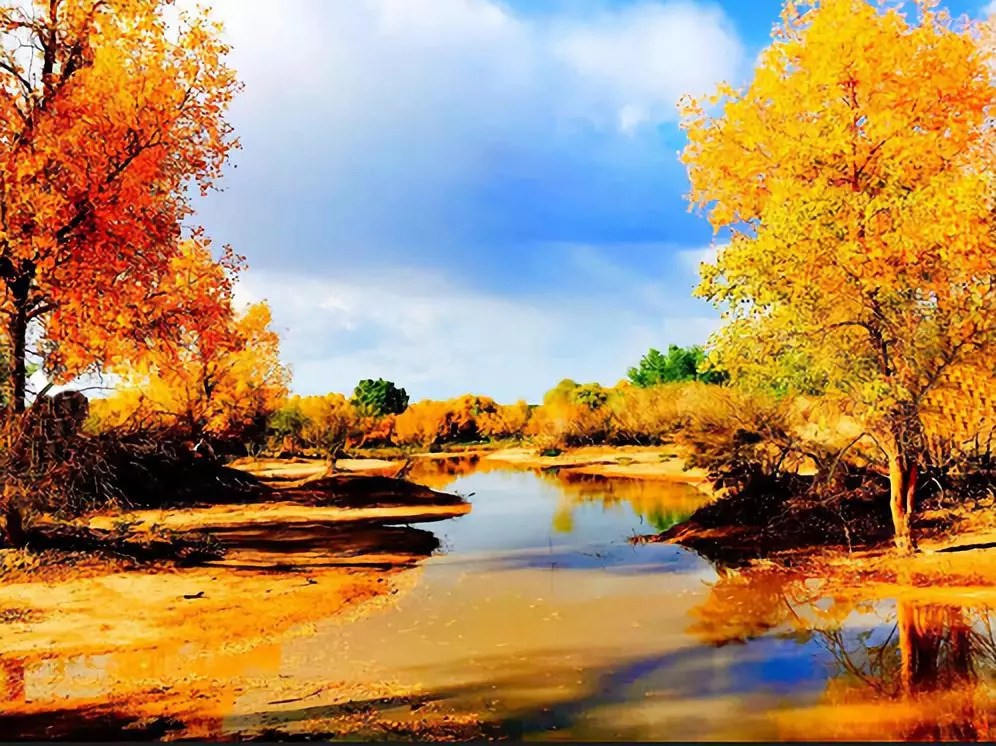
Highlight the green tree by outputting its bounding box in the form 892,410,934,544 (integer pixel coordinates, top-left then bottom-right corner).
352,378,409,417
628,345,725,387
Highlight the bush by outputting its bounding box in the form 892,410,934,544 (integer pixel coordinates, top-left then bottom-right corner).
606,383,685,445
265,394,361,457
393,395,499,448
477,400,531,440
1,392,260,548
1,393,95,546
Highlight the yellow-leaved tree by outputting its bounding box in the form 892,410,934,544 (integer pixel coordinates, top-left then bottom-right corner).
95,293,289,442
680,0,995,552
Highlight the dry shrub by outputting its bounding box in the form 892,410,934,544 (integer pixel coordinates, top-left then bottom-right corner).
661,386,898,560
1,391,260,549
297,394,358,457
607,382,685,444
524,400,612,448
352,413,395,449
393,400,452,448
394,395,499,448
0,392,98,546
673,385,806,495
477,400,531,440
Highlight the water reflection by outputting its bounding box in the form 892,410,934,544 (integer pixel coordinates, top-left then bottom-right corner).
7,460,996,741
407,455,709,537
540,471,708,534
689,565,996,740
406,454,501,489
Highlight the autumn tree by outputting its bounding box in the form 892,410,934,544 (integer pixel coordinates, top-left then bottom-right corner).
98,290,289,442
0,0,240,411
393,394,498,448
681,0,995,552
269,393,361,466
477,400,531,440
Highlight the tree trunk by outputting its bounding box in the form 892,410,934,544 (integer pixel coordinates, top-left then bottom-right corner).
889,451,918,554
1,502,26,548
8,298,27,414
6,266,33,414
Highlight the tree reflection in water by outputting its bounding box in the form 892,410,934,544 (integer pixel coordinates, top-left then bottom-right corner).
689,565,996,740
405,456,709,535
541,471,708,535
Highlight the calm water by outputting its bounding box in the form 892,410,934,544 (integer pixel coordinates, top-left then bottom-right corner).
6,461,994,741
259,463,996,741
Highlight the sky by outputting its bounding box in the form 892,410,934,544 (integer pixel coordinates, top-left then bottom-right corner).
184,0,993,404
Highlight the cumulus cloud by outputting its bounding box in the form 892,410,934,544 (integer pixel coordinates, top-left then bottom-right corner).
212,0,744,133
187,0,746,267
551,1,744,131
175,0,742,399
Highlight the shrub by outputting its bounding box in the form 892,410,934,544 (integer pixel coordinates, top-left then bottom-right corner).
673,385,808,496
606,383,685,445
266,394,360,457
393,395,499,447
525,399,611,448
477,400,531,440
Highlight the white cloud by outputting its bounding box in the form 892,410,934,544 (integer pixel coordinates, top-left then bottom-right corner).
186,1,745,259
238,267,720,403
551,1,744,130
177,1,741,400
985,0,996,17
208,0,745,134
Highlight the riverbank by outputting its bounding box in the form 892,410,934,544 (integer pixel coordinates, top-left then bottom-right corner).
4,451,994,741
235,443,714,491
0,464,477,740
0,448,712,740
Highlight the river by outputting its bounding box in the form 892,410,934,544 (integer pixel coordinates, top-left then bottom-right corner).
234,460,996,741
5,459,994,741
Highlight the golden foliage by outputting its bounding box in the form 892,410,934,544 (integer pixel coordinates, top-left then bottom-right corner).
274,393,359,455
91,301,288,440
393,395,499,448
682,0,994,440
476,400,531,440
681,0,995,547
0,0,241,410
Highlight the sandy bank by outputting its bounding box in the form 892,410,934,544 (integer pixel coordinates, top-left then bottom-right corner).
0,466,473,738
238,445,714,491
481,445,712,485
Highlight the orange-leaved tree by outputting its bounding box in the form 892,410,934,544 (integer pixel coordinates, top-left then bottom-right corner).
0,0,240,410
100,289,289,441
680,0,995,552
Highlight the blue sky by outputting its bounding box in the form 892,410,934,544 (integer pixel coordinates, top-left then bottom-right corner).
187,0,992,403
